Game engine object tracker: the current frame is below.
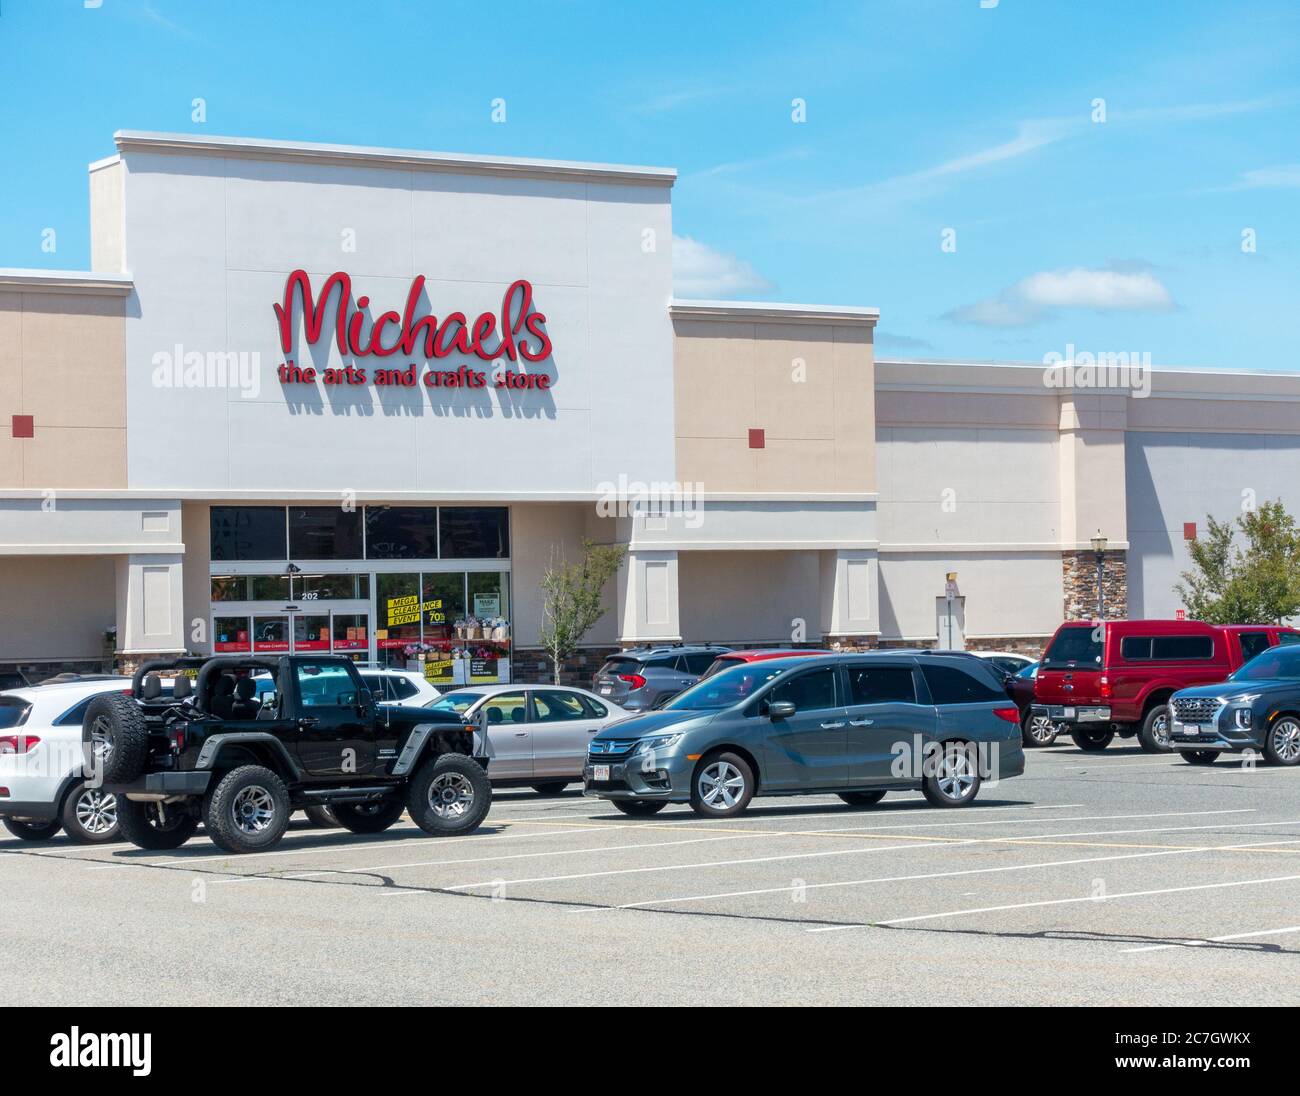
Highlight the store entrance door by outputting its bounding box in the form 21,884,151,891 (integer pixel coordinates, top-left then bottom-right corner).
211,601,373,660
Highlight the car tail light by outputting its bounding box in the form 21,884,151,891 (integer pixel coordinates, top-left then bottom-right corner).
0,787,8,797
169,728,186,751
1099,675,1112,698
0,735,40,754
617,673,647,690
992,708,1020,724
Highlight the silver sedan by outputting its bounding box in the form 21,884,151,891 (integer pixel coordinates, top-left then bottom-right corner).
425,684,630,795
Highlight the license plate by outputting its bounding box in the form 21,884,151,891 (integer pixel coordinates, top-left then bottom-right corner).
1062,707,1075,719
593,764,610,781
599,686,612,696
1179,722,1207,736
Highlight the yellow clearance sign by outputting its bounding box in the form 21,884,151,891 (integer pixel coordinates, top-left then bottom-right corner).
386,594,420,627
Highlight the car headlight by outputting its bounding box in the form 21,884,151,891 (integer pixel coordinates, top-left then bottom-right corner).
631,733,684,755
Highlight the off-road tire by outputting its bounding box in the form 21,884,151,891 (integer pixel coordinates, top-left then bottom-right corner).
1138,704,1173,753
531,782,569,796
60,781,119,844
838,790,888,807
332,799,406,833
1071,726,1115,752
611,799,668,816
116,799,198,850
302,805,339,828
1182,750,1221,765
689,751,755,818
406,754,492,836
83,692,150,784
204,765,291,854
2,818,62,841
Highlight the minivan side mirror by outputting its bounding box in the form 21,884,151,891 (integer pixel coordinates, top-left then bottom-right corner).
768,700,796,720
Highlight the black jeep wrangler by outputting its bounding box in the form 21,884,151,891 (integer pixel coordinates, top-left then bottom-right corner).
84,654,491,854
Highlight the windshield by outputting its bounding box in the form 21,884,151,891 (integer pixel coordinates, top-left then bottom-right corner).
1231,647,1300,682
698,657,737,681
1041,626,1103,668
426,690,482,714
664,663,787,711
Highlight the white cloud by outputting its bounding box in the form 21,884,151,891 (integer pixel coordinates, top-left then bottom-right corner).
947,264,1176,328
672,236,774,298
1235,164,1300,189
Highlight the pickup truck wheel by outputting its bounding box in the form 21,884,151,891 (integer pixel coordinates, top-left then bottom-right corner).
117,799,198,850
1264,718,1300,766
204,766,291,853
60,782,119,844
1182,750,1221,765
1071,726,1114,751
921,742,982,807
2,818,63,841
407,754,492,836
332,799,406,833
1021,712,1059,747
1138,705,1173,753
82,693,150,784
839,790,887,807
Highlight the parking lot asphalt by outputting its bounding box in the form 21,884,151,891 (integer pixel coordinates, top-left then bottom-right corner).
5,742,1300,1006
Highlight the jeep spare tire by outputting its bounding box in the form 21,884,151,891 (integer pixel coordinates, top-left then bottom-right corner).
83,692,150,784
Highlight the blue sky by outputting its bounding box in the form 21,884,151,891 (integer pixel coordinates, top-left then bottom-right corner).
1,0,1297,370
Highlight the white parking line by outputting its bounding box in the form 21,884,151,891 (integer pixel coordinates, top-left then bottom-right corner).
85,824,604,871
1122,924,1300,953
565,823,1300,915
872,870,1300,928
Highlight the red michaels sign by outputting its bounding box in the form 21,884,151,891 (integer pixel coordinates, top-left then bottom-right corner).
273,270,553,391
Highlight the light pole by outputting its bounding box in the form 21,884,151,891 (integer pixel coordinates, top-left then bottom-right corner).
1090,532,1108,620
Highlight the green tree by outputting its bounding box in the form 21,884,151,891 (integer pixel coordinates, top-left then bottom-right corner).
538,539,626,684
1175,500,1300,624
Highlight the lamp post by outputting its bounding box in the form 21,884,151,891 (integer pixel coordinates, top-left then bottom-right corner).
1090,532,1108,620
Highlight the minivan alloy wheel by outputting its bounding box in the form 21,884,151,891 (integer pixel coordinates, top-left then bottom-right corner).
74,789,117,835
935,749,976,800
698,761,745,809
1025,713,1057,746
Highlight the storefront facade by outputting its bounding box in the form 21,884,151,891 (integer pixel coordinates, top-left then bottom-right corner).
3,130,1300,680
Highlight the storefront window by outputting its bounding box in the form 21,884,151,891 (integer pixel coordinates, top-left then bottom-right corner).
376,573,421,666
295,573,369,600
210,507,287,561
293,615,331,652
213,615,251,652
252,615,290,652
439,507,509,559
461,571,510,684
288,507,363,560
249,575,291,601
365,506,439,559
211,576,245,602
332,613,368,653
421,573,465,641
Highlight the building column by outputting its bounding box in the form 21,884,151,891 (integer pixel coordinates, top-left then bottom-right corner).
819,549,878,645
616,549,681,646
1062,549,1128,622
114,553,186,670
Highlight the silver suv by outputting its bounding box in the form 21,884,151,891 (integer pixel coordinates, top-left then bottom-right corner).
592,645,731,711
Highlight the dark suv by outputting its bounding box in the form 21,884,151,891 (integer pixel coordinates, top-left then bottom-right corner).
86,654,491,853
592,645,731,711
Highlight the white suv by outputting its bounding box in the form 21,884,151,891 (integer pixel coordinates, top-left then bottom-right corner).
0,677,145,844
358,669,441,707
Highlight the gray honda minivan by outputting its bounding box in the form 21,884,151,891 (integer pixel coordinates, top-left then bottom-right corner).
583,653,1025,818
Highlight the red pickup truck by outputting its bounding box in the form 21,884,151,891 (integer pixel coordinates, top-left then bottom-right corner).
1032,620,1300,753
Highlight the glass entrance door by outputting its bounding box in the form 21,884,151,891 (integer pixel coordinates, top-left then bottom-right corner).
211,603,372,659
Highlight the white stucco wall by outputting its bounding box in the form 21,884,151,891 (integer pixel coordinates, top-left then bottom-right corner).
117,144,675,495
678,550,821,645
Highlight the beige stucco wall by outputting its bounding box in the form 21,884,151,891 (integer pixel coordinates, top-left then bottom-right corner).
678,549,820,644
0,555,116,661
0,288,127,488
672,316,875,493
